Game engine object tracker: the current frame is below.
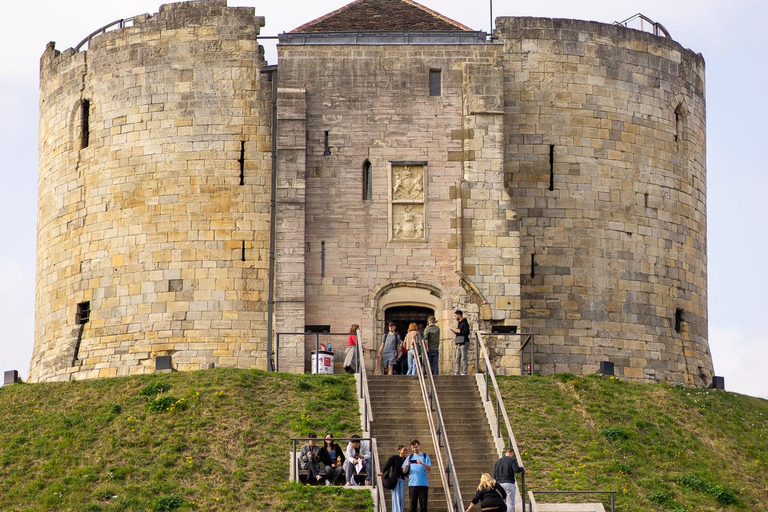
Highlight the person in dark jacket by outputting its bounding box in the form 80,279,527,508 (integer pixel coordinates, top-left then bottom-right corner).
492,447,525,512
318,433,345,485
465,473,507,512
452,310,470,375
377,444,408,512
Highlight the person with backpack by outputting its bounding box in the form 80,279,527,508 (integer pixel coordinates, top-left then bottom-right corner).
402,439,431,512
377,444,408,512
380,322,402,375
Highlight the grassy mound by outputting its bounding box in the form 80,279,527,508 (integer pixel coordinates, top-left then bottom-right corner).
1,370,765,512
498,374,768,512
0,369,371,512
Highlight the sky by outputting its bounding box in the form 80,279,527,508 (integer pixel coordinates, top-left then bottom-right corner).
0,0,765,398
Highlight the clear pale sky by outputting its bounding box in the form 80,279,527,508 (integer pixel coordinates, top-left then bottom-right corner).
1,0,765,398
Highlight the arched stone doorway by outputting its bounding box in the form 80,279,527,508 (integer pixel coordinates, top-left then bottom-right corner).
385,305,434,339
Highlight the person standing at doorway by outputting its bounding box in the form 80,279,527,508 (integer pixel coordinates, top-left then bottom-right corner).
423,316,440,375
380,322,402,375
452,310,470,376
402,439,431,512
404,323,420,375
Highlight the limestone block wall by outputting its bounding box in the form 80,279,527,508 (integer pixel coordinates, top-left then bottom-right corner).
497,18,712,384
31,0,272,382
276,41,519,366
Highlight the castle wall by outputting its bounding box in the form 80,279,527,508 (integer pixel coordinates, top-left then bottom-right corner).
31,0,272,382
276,41,520,366
497,18,712,384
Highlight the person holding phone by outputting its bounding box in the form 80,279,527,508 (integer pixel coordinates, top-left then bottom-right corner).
402,439,431,511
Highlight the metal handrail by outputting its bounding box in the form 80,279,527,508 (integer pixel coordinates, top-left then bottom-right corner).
475,332,534,376
274,331,350,373
476,332,527,512
414,338,464,512
354,330,387,512
614,13,670,38
74,16,144,52
529,491,616,512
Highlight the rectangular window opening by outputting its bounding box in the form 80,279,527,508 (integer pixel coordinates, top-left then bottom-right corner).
530,253,536,278
363,161,373,201
76,301,91,325
549,145,555,191
674,308,684,334
239,141,245,185
324,131,331,156
305,325,331,333
321,241,326,278
429,69,442,97
81,100,90,149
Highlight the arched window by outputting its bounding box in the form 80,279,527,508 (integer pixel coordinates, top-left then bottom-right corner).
362,160,373,201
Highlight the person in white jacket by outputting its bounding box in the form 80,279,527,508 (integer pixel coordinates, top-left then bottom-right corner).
343,434,371,486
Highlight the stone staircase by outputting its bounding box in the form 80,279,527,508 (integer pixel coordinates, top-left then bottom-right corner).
368,375,450,512
431,375,500,504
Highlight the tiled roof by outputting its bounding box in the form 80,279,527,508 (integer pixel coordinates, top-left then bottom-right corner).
290,0,473,33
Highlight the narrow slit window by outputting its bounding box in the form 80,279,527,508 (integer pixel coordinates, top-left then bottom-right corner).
324,131,331,156
530,253,536,278
241,241,246,262
239,141,245,185
429,69,441,97
81,99,90,149
362,160,373,201
549,145,555,191
321,241,326,277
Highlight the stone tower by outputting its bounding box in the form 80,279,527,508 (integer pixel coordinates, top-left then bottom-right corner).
31,0,714,386
31,1,273,382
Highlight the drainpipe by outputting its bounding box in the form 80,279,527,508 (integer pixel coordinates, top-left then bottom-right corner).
264,64,278,371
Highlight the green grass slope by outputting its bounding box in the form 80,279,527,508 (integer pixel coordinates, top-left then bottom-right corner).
1,370,765,512
498,374,768,512
0,369,372,512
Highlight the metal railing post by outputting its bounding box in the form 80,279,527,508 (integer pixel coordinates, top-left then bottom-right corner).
520,472,526,512
275,333,280,372
530,335,534,375
293,439,297,482
610,492,615,512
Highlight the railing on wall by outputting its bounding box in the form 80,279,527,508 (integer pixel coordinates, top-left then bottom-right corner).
415,339,464,512
353,330,388,512
614,13,670,38
74,16,144,52
476,332,527,511
474,332,535,376
273,331,351,373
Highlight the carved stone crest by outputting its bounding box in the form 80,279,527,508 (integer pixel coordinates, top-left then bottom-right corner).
390,163,426,241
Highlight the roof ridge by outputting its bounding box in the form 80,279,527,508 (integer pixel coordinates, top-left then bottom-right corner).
290,0,473,33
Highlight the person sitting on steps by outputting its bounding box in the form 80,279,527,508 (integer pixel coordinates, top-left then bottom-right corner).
299,433,324,484
343,434,371,486
319,433,345,485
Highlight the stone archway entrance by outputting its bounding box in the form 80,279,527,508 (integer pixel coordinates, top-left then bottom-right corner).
385,305,434,339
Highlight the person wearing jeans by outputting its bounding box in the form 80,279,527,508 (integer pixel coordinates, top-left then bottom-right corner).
402,439,431,512
452,310,470,375
423,316,440,375
492,447,525,512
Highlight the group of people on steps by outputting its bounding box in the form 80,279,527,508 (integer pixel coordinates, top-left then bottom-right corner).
378,442,524,512
379,310,470,376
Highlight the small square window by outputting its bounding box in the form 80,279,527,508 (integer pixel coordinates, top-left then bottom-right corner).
429,69,441,97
